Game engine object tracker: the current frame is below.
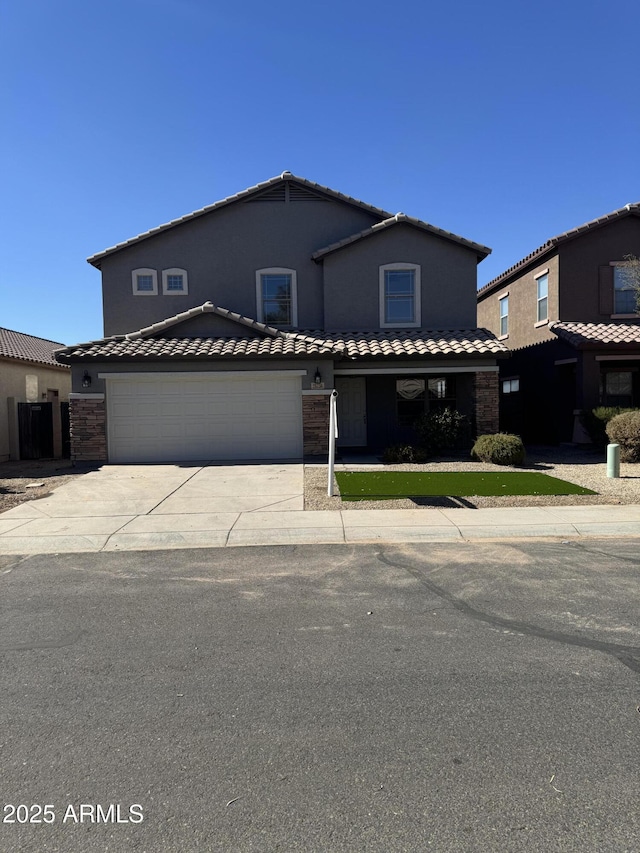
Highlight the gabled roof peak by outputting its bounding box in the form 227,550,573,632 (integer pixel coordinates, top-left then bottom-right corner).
312,213,491,262
124,301,284,340
87,173,394,267
478,200,640,298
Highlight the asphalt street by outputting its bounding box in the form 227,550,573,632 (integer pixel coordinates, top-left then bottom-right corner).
1,540,639,852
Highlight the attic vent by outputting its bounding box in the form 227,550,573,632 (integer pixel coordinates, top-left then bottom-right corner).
248,184,287,202
288,183,329,202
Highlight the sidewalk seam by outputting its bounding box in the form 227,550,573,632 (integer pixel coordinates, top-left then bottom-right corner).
224,513,242,546
99,516,140,552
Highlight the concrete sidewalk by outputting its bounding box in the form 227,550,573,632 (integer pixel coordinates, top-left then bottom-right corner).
0,462,639,553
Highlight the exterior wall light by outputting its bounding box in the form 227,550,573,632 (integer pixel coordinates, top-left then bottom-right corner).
314,368,322,385
82,371,92,388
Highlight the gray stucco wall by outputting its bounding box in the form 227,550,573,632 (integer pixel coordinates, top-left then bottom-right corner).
558,217,640,322
72,359,336,395
98,198,380,336
322,224,480,330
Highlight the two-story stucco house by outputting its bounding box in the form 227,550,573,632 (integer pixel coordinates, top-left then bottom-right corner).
477,202,640,443
56,173,507,464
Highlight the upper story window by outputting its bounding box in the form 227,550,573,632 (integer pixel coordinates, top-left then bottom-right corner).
613,262,637,314
380,263,421,328
499,294,509,336
132,268,158,295
162,268,188,295
256,268,297,326
536,272,548,322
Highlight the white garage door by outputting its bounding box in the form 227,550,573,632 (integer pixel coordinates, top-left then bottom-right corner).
106,373,303,463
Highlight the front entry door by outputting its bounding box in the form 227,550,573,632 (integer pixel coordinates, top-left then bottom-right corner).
335,377,367,447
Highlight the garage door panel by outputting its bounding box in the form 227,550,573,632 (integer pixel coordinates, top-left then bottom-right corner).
107,374,303,463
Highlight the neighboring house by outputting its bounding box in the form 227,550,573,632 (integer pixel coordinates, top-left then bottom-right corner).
477,202,640,443
55,172,507,464
0,328,71,461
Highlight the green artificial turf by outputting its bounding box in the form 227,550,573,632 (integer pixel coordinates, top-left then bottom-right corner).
336,471,597,500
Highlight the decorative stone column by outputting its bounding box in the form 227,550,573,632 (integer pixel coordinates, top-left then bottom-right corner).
302,392,330,456
69,393,108,462
474,371,499,436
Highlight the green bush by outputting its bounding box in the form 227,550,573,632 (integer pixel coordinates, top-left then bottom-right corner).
581,407,638,447
471,433,526,466
381,444,430,464
605,411,640,462
414,408,471,456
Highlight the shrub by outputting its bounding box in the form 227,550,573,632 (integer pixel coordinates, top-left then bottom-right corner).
414,408,471,456
581,407,638,447
471,433,526,466
381,444,430,464
605,411,640,462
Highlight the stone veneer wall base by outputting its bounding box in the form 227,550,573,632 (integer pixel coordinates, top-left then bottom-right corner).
302,394,330,456
474,372,500,435
69,395,108,462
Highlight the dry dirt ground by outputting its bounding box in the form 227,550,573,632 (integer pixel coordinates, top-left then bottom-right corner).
0,460,87,514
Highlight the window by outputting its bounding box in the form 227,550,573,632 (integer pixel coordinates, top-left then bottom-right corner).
499,295,509,336
162,268,188,295
613,263,637,314
502,378,520,394
600,370,634,407
380,263,421,327
132,268,158,295
396,378,425,426
256,268,297,326
536,273,548,322
427,376,456,411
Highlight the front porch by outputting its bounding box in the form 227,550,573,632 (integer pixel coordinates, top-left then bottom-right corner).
331,366,499,453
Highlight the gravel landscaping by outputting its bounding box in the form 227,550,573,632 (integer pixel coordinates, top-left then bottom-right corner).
0,460,85,514
305,445,640,510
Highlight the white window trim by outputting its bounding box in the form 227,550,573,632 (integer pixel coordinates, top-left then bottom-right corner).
536,272,549,323
162,268,188,296
379,263,421,328
256,268,298,327
132,268,158,296
498,292,509,337
534,268,549,280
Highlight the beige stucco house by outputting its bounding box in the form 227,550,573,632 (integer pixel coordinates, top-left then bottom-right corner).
0,328,71,461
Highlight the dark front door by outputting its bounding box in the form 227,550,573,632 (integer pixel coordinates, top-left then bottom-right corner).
18,402,54,459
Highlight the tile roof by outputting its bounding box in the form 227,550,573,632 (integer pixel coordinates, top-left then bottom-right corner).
550,321,640,348
87,172,394,267
0,327,69,368
123,302,283,340
311,213,491,262
320,329,508,357
478,201,640,298
56,326,508,362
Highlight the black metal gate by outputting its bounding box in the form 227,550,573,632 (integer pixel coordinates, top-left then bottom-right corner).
18,402,54,459
61,402,71,458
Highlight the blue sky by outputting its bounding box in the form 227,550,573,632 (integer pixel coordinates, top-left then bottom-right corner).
2,0,639,345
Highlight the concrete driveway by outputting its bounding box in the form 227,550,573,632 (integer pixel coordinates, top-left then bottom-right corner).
0,462,311,552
